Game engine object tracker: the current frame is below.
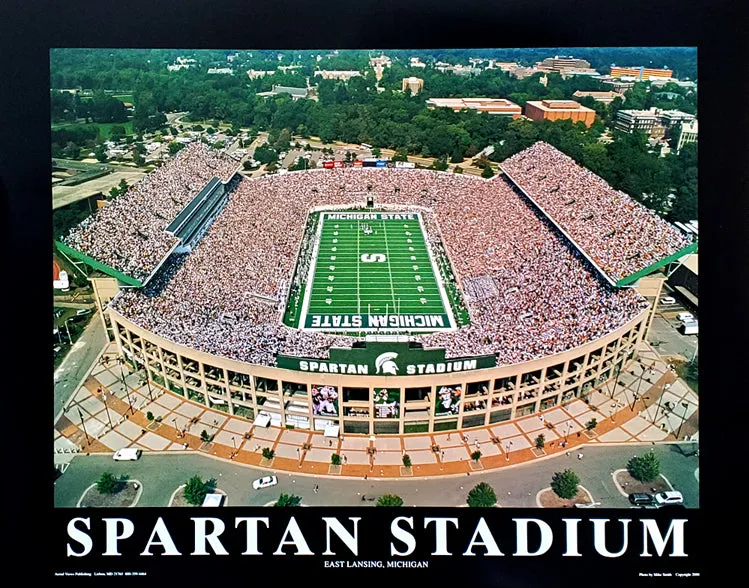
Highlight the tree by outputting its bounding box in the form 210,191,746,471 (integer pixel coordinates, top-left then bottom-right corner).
213,140,226,149
94,144,108,162
109,125,126,142
534,433,545,450
481,165,495,179
431,157,448,171
371,146,381,157
402,454,412,468
63,141,82,160
391,147,409,162
265,161,279,173
96,472,120,494
183,475,216,506
331,453,342,466
471,450,482,463
453,166,464,174
585,418,598,432
262,447,275,460
200,429,214,443
551,469,580,499
118,178,129,193
132,151,145,166
253,145,278,165
168,141,185,155
627,452,660,483
466,482,497,507
376,494,404,507
274,493,302,507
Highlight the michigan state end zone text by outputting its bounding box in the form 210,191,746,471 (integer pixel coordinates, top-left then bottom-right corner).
305,313,450,329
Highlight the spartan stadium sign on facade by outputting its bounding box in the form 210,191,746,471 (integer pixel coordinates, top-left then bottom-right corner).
277,343,497,375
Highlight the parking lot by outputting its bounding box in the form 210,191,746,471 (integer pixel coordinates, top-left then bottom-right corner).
646,284,697,362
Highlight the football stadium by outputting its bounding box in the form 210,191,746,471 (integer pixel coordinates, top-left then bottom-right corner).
57,141,696,435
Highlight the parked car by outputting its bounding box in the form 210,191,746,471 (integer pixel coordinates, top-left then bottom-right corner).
660,296,676,305
676,312,694,323
76,308,92,316
113,448,142,461
654,490,684,506
628,493,656,506
252,475,278,490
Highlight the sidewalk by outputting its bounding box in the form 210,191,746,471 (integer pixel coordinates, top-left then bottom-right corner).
53,342,699,479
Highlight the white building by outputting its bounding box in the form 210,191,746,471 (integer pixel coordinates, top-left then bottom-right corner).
676,120,698,153
207,67,233,75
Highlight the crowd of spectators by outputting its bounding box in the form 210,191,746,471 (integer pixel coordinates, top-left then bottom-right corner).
110,159,654,367
62,142,238,282
500,141,692,283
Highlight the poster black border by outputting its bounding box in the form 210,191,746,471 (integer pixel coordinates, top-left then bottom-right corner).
2,0,746,584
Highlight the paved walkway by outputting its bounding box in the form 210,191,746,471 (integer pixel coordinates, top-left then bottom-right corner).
54,341,699,479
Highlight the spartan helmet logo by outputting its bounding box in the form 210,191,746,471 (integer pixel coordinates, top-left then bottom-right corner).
375,352,399,375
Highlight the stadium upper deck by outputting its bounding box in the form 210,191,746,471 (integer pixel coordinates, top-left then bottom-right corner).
58,143,239,285
499,142,696,286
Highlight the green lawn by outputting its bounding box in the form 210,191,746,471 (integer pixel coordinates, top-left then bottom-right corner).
296,212,456,334
50,120,134,139
112,94,134,103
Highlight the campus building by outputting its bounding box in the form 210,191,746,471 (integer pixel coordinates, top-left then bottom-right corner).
524,100,596,127
572,90,625,104
609,66,674,81
402,77,424,95
676,120,698,153
314,70,362,81
615,108,696,137
256,85,316,101
426,97,522,118
536,56,599,76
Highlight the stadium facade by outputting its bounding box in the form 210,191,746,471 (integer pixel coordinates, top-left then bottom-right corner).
104,300,649,434
62,141,694,437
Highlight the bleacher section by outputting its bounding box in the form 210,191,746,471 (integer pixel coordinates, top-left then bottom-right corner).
499,142,696,287
58,142,239,287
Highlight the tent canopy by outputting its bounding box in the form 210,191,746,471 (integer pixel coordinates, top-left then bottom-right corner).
324,425,340,438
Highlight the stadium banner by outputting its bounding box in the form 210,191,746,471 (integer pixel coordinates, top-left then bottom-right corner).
435,385,462,416
323,160,335,169
374,388,400,417
311,385,339,417
277,342,496,376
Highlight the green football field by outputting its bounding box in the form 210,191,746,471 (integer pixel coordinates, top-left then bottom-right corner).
298,212,455,333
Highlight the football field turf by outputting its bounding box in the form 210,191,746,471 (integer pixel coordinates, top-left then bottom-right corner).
298,212,455,333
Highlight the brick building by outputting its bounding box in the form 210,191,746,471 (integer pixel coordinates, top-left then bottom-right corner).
524,100,596,127
426,97,522,118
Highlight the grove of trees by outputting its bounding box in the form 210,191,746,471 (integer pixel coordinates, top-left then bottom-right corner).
50,48,698,221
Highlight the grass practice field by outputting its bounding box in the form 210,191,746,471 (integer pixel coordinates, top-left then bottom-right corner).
298,212,456,334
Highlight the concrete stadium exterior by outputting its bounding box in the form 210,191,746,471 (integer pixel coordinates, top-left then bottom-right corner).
101,293,651,436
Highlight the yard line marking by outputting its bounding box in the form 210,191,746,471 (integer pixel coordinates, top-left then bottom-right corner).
356,217,361,315
381,218,398,311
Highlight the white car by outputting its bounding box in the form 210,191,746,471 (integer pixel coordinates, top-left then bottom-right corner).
252,475,278,490
654,490,684,506
76,308,92,316
660,296,676,305
677,312,695,323
113,448,142,461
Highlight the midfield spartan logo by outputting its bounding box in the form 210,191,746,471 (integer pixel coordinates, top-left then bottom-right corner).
375,352,399,375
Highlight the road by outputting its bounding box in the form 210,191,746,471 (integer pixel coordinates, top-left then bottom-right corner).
53,314,108,420
54,443,699,508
